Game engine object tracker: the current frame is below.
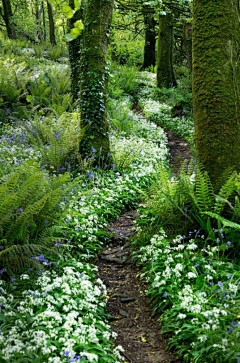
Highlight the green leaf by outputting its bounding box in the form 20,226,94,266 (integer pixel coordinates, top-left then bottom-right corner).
203,211,240,230
74,19,84,30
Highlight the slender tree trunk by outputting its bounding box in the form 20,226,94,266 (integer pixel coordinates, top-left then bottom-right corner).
79,0,114,162
157,13,177,88
42,1,46,41
193,0,240,187
142,7,156,70
182,20,192,72
68,0,86,101
1,0,16,39
47,1,56,45
36,0,43,41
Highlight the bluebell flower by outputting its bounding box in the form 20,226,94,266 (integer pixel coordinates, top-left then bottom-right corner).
91,146,97,153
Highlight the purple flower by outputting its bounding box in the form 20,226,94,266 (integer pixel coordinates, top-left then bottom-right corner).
44,220,49,225
218,281,223,287
54,131,62,140
0,330,2,334
91,146,97,153
63,351,70,357
227,241,231,246
227,274,231,278
164,292,169,298
227,327,233,334
231,321,237,326
11,277,16,282
17,208,23,213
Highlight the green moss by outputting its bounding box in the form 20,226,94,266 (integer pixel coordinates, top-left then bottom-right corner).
79,0,114,160
193,0,240,188
157,13,176,89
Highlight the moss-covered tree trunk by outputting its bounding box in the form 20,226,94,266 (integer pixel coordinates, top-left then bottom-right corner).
1,0,16,39
193,0,240,187
157,13,176,88
142,7,156,70
47,1,56,45
79,0,114,162
182,20,192,72
68,0,86,101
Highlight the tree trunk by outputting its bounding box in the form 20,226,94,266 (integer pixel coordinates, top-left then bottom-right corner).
68,0,86,101
157,13,177,88
193,0,240,187
1,0,16,39
47,1,56,45
182,20,192,72
36,0,43,41
79,0,114,162
42,1,46,41
142,7,156,70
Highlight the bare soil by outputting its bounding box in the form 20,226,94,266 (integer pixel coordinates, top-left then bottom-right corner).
97,212,182,363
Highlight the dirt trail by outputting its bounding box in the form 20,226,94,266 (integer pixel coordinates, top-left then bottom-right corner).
132,102,192,174
97,212,182,363
97,105,191,362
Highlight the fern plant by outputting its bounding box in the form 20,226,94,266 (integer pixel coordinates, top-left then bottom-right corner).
145,161,239,235
24,111,83,173
0,160,69,271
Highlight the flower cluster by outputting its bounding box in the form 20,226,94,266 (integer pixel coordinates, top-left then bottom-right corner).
134,230,240,362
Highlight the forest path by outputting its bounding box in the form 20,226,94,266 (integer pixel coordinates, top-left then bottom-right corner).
97,109,191,362
132,102,192,173
97,211,182,363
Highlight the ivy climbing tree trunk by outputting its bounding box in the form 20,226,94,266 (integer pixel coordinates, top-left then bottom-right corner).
193,0,240,187
79,0,114,162
142,6,156,70
47,1,56,45
1,0,16,39
157,13,177,88
68,0,86,101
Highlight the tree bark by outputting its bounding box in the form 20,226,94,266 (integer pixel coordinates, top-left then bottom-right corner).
142,6,156,70
193,0,240,187
68,0,86,101
79,0,114,162
182,20,192,72
1,0,16,39
36,0,43,41
157,13,177,88
47,1,56,45
42,1,46,41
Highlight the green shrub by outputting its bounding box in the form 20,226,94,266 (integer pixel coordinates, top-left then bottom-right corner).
141,162,240,238
47,45,67,61
25,111,82,173
0,160,69,271
109,64,139,99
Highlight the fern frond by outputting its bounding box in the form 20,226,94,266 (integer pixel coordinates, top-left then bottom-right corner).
194,166,214,214
214,172,237,214
0,244,56,272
